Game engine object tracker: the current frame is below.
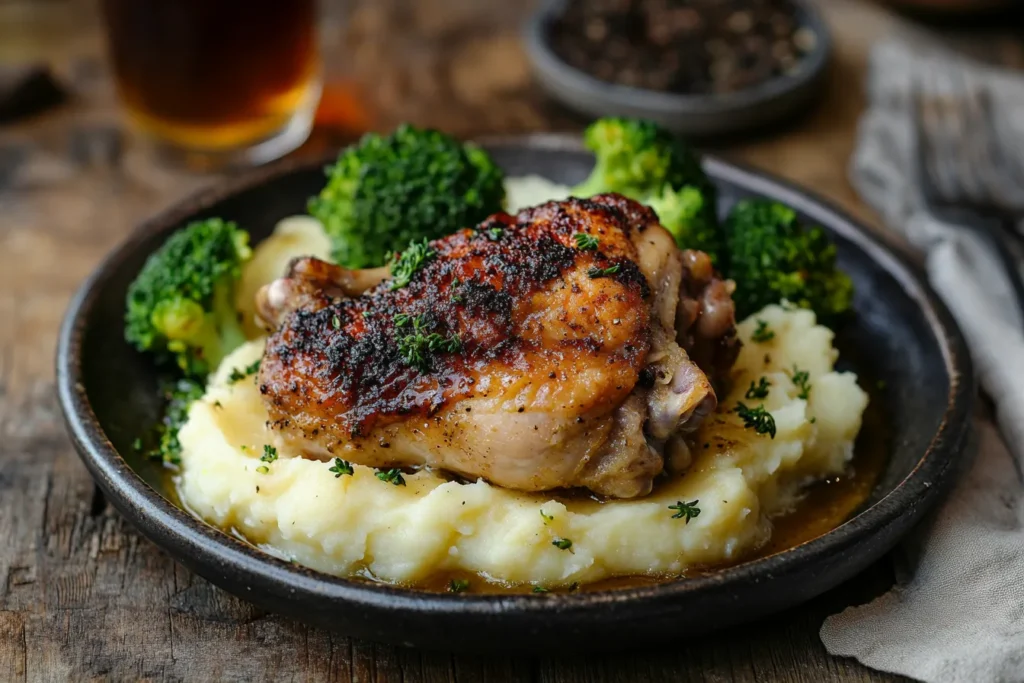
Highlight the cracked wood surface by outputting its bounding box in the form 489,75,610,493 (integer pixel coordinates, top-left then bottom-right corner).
2,0,1022,680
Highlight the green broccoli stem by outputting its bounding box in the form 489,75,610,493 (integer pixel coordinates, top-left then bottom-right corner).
195,282,246,375
160,282,246,377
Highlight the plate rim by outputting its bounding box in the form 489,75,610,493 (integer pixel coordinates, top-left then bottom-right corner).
56,133,974,617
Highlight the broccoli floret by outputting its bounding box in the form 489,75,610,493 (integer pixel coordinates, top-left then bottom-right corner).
646,185,720,259
125,218,251,378
573,117,721,260
308,124,506,268
724,199,854,321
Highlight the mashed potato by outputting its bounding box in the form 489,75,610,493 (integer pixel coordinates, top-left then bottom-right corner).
175,181,867,588
177,316,866,588
505,175,572,213
234,215,332,338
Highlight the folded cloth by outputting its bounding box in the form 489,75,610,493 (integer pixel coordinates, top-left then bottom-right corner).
819,40,1024,683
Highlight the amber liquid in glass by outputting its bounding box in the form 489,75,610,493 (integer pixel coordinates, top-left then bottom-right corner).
102,0,320,160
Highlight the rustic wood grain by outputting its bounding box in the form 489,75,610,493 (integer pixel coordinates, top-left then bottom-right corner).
1,0,1019,680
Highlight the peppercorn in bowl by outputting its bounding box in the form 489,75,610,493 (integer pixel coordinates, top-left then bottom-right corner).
525,0,832,136
57,125,972,652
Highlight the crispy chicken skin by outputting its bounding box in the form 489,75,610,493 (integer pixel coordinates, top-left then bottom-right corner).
257,195,735,498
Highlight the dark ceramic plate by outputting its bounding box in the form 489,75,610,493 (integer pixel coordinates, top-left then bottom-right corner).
57,134,973,654
524,0,832,137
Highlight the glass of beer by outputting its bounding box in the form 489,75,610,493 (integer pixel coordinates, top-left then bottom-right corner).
100,0,322,169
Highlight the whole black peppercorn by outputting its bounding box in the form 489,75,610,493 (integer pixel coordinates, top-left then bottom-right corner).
549,0,814,96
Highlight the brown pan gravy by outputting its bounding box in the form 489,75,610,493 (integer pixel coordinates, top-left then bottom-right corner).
412,381,888,595
168,375,887,595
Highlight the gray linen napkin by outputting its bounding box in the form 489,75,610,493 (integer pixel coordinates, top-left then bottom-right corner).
818,40,1024,683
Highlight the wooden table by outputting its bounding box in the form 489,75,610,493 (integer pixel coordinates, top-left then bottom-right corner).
1,1,1020,680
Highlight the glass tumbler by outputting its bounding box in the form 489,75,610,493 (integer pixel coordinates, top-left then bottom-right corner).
101,0,322,169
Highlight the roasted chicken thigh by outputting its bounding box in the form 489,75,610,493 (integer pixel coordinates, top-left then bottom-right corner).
256,195,736,498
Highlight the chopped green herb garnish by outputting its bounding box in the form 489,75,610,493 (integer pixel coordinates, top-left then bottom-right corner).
437,335,462,353
256,465,270,475
788,365,811,400
148,378,205,466
539,509,554,523
450,277,464,303
132,437,142,452
745,377,771,400
552,538,573,551
395,315,462,371
361,310,372,318
448,578,470,593
587,264,620,279
329,458,354,477
332,315,342,330
751,319,775,343
388,239,436,290
485,227,504,241
228,358,262,384
532,586,549,594
734,402,777,438
574,233,599,250
261,445,278,464
669,499,701,523
376,468,406,486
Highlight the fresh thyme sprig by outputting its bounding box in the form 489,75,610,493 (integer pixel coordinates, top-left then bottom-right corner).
376,468,406,486
329,458,354,477
228,358,262,384
587,264,620,279
395,314,462,371
751,319,775,343
734,402,777,438
574,233,599,250
668,500,701,523
745,377,771,400
788,365,812,400
388,239,436,290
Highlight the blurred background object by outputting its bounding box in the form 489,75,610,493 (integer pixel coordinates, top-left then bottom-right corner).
525,0,831,137
549,0,815,95
100,0,321,169
879,0,1015,15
